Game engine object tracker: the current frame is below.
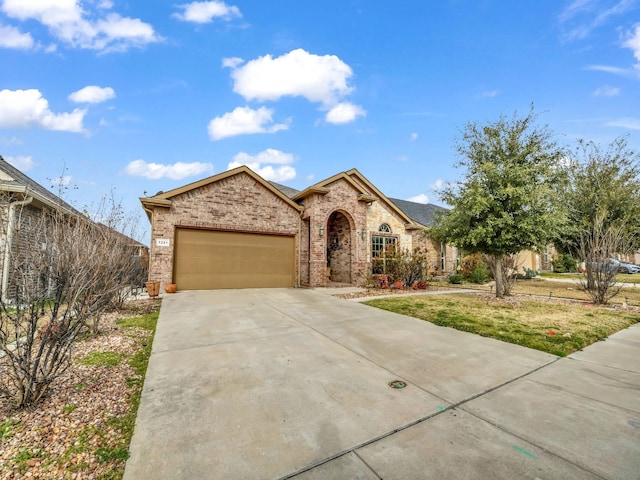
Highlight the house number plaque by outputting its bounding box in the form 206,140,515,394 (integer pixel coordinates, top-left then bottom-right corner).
156,239,170,247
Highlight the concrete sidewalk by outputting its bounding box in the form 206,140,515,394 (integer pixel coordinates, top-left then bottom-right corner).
124,288,640,479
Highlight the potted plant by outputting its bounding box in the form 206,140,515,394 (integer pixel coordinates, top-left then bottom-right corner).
165,283,177,294
145,280,161,298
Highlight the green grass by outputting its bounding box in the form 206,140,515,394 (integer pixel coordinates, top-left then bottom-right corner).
101,310,159,479
434,277,640,306
62,404,78,414
79,351,124,367
53,308,159,480
540,271,640,284
364,294,638,356
0,418,21,439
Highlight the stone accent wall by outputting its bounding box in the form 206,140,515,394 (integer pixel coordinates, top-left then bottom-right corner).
327,211,352,283
148,172,301,290
365,200,412,253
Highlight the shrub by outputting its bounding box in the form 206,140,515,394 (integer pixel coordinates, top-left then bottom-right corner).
391,280,404,290
459,254,483,278
552,253,578,273
373,274,389,289
412,280,429,290
448,274,464,284
468,261,489,284
372,247,428,286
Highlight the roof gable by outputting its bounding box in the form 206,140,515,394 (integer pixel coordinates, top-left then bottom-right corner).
343,169,415,225
139,165,303,212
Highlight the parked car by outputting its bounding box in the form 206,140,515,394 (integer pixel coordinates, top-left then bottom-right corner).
589,258,622,274
617,260,640,274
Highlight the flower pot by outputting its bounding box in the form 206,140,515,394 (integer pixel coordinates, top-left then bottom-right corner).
165,283,177,294
145,280,160,298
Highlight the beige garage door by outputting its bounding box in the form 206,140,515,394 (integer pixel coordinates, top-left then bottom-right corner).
173,228,295,290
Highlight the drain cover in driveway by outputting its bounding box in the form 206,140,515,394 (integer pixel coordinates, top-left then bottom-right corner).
388,380,407,389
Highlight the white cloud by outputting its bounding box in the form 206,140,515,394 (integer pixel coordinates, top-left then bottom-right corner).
605,118,640,130
586,64,632,75
173,1,241,23
592,85,620,96
0,89,86,132
0,0,160,52
227,149,296,182
5,155,33,171
406,193,429,204
623,23,640,63
410,133,418,141
559,0,634,41
228,48,354,106
0,23,34,49
51,175,72,186
222,56,243,68
477,89,499,98
68,85,115,103
124,159,214,180
430,179,445,191
325,102,365,124
207,106,289,140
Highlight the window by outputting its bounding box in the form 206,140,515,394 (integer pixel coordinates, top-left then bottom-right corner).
372,235,397,273
372,236,396,258
379,223,391,233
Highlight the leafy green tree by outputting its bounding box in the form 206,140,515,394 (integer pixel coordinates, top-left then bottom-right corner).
557,137,640,303
558,136,640,257
437,107,566,297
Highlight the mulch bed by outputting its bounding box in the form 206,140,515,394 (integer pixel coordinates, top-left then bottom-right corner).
0,299,158,479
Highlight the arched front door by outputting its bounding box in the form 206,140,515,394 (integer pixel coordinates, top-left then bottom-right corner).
326,211,352,283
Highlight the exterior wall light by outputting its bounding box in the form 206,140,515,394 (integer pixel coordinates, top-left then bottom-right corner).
319,226,324,236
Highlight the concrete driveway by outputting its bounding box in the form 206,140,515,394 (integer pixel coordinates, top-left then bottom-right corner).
124,288,640,479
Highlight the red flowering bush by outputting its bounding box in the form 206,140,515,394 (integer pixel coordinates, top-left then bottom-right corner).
412,280,429,290
373,274,389,289
391,280,404,290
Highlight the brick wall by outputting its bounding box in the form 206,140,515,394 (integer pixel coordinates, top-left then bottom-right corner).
302,179,368,286
147,172,301,290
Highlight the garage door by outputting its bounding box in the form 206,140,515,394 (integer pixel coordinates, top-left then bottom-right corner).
173,228,295,290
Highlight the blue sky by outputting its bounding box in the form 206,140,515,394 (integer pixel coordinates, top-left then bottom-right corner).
1,0,640,239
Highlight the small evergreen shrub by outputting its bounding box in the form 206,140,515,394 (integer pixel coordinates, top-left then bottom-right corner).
468,261,489,284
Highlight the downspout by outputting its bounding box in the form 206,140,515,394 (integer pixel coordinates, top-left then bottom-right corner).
297,209,303,288
141,202,154,282
2,195,34,303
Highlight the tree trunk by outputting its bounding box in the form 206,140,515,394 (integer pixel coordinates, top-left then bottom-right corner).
494,255,504,298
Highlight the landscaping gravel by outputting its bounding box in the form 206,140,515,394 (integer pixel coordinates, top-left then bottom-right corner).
0,300,158,479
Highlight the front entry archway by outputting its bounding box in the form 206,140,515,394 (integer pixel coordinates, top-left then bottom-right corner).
326,211,352,283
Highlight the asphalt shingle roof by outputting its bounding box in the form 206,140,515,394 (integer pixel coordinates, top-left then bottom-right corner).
0,155,79,213
268,181,300,199
388,197,446,227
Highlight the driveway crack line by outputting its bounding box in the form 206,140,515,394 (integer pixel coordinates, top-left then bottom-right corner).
278,354,562,480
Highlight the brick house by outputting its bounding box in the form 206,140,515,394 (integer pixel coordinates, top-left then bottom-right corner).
0,156,149,302
141,166,458,291
0,157,80,302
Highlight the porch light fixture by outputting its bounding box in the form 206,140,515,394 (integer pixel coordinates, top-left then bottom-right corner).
319,226,324,236
360,229,366,240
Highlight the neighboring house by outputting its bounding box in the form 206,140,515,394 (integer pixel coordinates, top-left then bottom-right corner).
0,156,79,303
0,156,149,302
140,166,459,291
97,223,150,287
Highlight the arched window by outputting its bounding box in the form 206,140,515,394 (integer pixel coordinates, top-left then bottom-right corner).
379,223,391,233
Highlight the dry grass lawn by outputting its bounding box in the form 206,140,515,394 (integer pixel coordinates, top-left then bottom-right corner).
364,293,638,356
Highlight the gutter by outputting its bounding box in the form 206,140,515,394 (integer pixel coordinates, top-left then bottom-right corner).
2,195,34,303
